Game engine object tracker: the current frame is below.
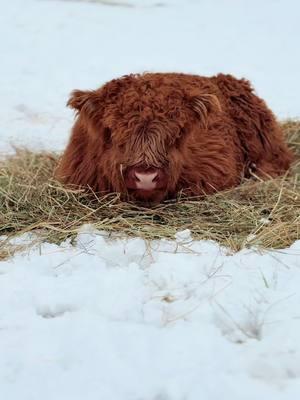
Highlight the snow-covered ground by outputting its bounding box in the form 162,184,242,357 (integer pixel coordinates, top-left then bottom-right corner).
1,229,300,399
1,0,300,399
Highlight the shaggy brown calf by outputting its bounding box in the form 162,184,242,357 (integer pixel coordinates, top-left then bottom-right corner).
56,73,293,203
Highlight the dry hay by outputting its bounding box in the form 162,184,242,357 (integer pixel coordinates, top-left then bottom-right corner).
0,120,299,258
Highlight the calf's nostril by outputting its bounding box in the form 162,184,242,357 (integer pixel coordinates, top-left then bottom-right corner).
134,172,141,182
152,173,159,182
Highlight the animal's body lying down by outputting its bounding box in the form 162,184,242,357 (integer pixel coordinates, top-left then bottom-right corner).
56,73,293,203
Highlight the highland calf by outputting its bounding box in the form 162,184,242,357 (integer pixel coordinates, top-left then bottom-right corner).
56,73,293,203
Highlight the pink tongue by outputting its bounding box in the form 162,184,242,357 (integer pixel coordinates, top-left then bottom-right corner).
135,172,157,190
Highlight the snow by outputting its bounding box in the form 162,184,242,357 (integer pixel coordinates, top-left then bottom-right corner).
1,0,300,398
1,0,300,153
1,228,300,399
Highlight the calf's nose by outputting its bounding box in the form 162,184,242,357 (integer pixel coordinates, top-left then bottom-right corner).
135,171,158,190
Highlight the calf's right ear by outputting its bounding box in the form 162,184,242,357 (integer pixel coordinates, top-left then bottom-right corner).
67,89,101,118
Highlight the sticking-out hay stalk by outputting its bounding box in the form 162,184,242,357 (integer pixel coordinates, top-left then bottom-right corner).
0,120,299,257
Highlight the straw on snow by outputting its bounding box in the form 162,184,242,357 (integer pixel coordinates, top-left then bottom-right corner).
0,121,299,258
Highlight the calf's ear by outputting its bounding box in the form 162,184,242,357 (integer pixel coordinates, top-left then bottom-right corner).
67,89,101,118
189,93,221,126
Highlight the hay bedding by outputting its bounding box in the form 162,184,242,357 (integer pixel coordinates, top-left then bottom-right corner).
0,121,299,258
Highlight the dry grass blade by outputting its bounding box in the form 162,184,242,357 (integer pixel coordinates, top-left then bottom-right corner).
0,121,299,258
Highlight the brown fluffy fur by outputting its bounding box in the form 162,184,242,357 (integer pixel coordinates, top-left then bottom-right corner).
56,73,293,203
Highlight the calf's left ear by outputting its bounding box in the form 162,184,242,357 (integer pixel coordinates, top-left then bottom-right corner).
67,89,101,118
189,93,222,126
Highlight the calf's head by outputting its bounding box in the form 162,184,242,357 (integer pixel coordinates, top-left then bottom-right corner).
64,74,220,203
